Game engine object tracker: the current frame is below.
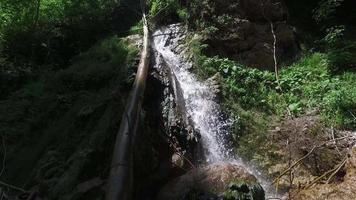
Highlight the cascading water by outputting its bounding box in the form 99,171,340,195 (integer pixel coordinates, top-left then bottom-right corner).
153,24,232,163
153,24,279,198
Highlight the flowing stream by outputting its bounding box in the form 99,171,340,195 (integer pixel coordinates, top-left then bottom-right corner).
153,24,279,198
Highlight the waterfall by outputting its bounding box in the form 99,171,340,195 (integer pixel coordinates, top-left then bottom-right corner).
153,24,233,163
152,24,279,198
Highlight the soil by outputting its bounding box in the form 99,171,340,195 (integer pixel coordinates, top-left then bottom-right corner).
263,114,356,199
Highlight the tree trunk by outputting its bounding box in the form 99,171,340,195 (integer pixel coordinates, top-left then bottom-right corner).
106,13,150,200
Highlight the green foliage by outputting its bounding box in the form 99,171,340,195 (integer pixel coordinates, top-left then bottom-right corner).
196,52,355,129
177,7,188,21
148,0,187,23
322,73,356,129
319,26,356,71
311,0,356,72
51,37,137,93
129,20,144,35
322,25,345,45
313,0,344,23
0,36,137,197
200,57,276,110
0,0,140,68
276,53,355,128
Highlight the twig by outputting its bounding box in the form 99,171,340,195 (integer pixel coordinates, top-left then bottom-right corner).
273,145,317,184
287,139,294,200
0,136,6,177
304,168,335,189
303,157,347,189
270,21,279,83
0,180,27,193
349,110,356,121
330,126,342,156
326,157,347,184
261,0,292,117
273,136,354,185
0,189,4,200
0,142,4,179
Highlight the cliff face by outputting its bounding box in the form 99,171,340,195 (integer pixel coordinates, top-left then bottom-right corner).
188,0,299,70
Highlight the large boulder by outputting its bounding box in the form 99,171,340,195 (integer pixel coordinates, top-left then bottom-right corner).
189,0,299,70
156,162,265,200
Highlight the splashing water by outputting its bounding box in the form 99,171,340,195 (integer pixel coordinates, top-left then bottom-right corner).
153,24,233,162
153,24,280,198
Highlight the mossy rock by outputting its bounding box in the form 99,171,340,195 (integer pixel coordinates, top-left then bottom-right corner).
223,180,265,200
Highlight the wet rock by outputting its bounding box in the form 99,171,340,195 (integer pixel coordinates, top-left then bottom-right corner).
156,162,264,200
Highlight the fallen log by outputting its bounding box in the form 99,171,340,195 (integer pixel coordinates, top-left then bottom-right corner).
106,13,150,200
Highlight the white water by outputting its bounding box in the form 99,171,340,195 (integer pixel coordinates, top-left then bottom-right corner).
153,24,232,162
153,24,280,198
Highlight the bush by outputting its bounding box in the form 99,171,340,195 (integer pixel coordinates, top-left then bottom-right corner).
201,57,276,110
319,26,356,72
322,73,356,129
51,36,137,93
195,52,355,129
148,0,187,23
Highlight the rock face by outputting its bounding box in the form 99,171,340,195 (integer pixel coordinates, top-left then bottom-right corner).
189,0,299,70
156,162,264,200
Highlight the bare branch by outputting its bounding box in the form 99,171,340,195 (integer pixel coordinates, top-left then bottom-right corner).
0,136,6,178
0,180,27,193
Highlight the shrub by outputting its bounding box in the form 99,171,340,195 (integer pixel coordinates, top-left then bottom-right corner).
322,73,356,129
200,57,276,111
196,52,355,129
52,36,137,93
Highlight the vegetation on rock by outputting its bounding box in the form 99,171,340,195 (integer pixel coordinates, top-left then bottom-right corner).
1,0,355,199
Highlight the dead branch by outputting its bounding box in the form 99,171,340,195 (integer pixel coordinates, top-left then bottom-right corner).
269,21,279,83
262,2,292,117
330,127,342,156
0,136,6,177
326,157,347,184
303,157,347,189
273,136,354,184
0,180,27,193
273,146,317,184
349,110,356,121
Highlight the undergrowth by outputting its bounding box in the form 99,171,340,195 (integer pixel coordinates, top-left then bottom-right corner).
0,36,138,199
194,52,355,130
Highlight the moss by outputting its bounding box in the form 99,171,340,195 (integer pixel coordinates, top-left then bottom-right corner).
223,180,265,200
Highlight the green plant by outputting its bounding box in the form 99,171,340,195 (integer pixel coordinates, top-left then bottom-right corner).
322,73,356,129
313,0,344,23
177,7,188,21
148,0,184,23
195,51,355,129
200,56,276,111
